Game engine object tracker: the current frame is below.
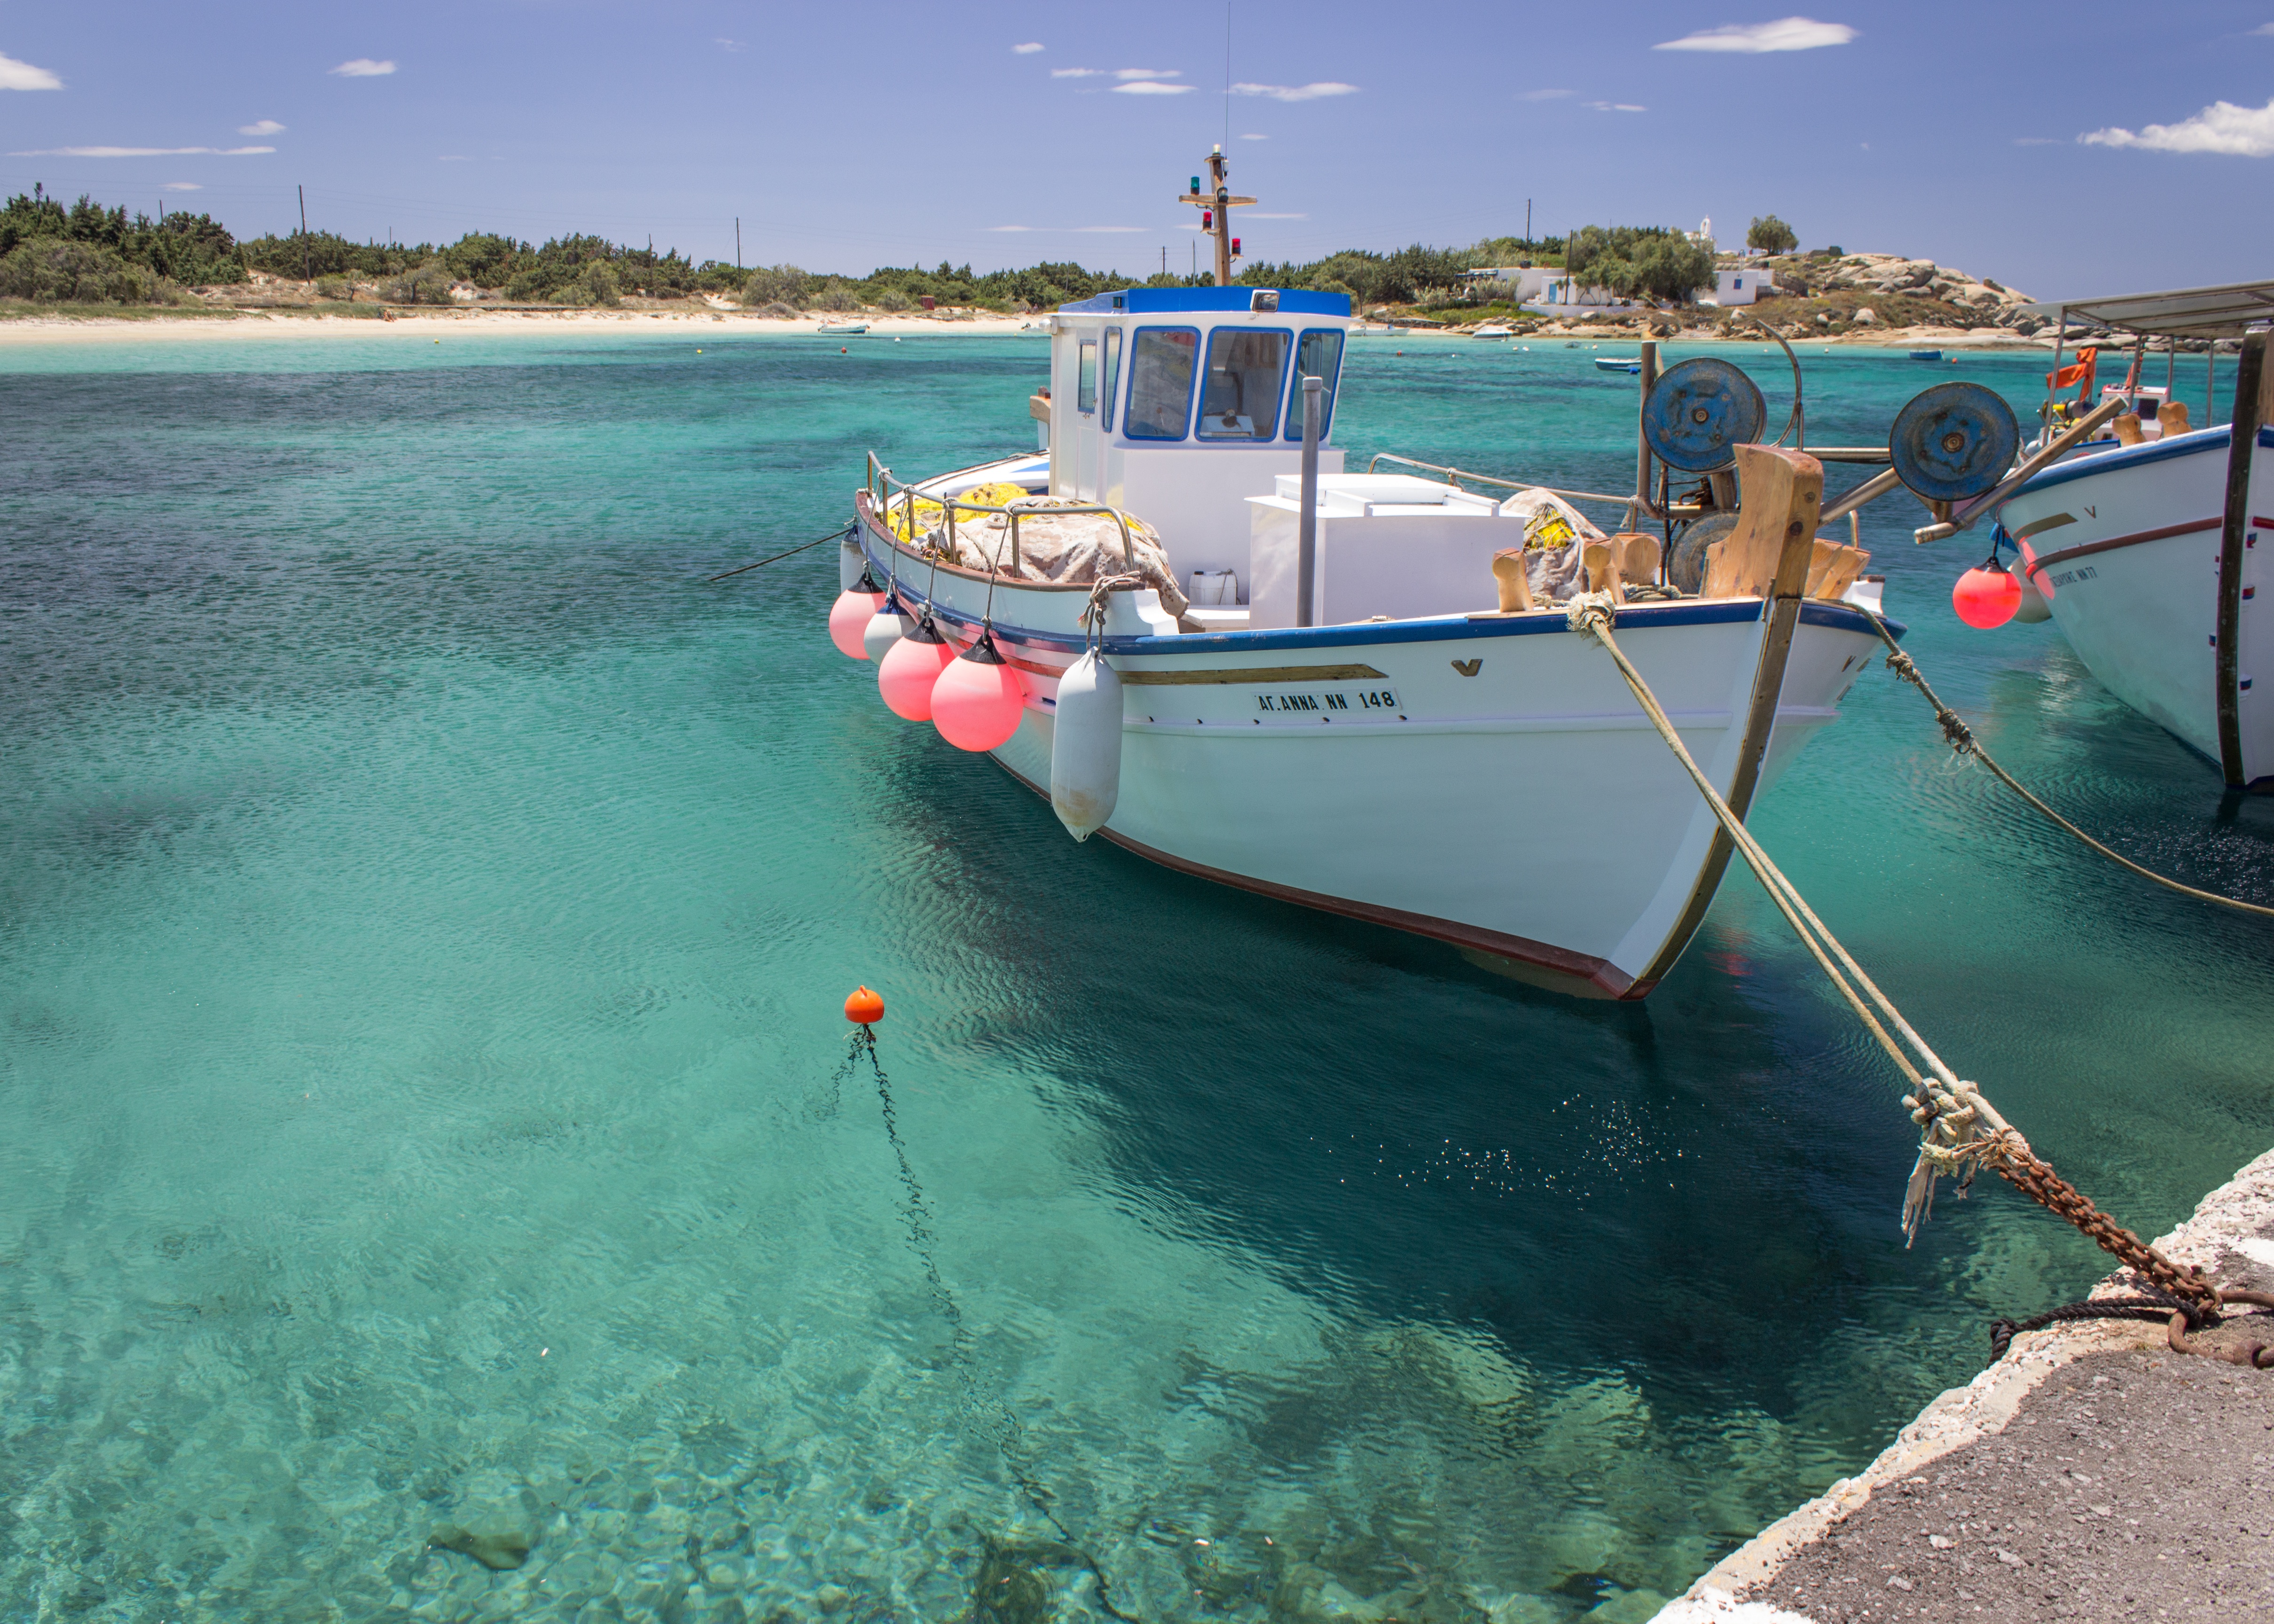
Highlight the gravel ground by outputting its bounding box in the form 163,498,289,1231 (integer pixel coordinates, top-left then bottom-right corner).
1744,1327,2274,1622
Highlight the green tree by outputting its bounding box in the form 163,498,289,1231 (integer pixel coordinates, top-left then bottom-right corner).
1566,225,1715,303
1747,215,1797,255
742,264,810,306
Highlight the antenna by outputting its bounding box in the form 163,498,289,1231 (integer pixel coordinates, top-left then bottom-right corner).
1223,1,1233,152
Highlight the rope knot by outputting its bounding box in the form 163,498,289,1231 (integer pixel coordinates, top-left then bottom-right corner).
1565,590,1617,639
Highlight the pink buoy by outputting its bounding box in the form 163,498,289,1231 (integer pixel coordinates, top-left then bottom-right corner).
830,585,885,658
931,632,1028,751
878,617,957,719
1952,559,2022,629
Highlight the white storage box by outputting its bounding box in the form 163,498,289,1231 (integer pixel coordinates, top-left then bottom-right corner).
1245,474,1529,628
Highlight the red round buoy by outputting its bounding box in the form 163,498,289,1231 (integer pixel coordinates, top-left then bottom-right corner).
878,618,957,719
931,634,1027,751
830,586,886,657
1953,558,2022,629
845,985,884,1024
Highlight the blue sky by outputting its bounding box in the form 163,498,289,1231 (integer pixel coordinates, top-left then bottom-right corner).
2,2,2270,298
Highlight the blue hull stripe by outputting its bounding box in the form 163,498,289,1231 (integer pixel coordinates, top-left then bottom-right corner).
2006,423,2274,502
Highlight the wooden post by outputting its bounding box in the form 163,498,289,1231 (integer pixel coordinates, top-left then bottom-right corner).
1632,340,1658,529
1491,549,1534,612
2215,328,2270,786
1703,444,1824,600
1630,441,1826,988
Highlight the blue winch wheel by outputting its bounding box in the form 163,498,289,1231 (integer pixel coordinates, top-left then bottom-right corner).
1642,359,1768,473
1889,382,2020,503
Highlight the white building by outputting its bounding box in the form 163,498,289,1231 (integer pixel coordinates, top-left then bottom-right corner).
1699,266,1776,307
1464,266,1632,310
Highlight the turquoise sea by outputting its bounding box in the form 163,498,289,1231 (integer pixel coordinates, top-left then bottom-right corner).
2,328,2270,1624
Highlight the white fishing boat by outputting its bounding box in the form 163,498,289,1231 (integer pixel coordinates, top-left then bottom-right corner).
1990,282,2274,788
817,320,870,336
1596,357,1642,374
829,152,1898,998
1473,324,1515,339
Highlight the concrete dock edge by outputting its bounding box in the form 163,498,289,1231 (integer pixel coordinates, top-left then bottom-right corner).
1652,1145,2274,1622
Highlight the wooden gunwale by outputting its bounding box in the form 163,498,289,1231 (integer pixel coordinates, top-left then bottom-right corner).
2022,516,2221,577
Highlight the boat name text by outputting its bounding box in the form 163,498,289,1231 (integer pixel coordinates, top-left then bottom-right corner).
1257,688,1400,713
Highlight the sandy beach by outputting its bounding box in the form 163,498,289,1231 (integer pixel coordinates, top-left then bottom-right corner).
0,304,2060,350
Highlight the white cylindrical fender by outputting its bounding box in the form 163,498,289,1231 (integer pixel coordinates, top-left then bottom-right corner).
2014,565,2053,624
1049,649,1123,841
839,533,869,591
863,600,916,661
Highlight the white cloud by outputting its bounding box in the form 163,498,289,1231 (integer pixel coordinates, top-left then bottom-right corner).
987,225,1035,233
1655,17,1856,52
1239,132,1268,140
2081,96,2274,156
716,37,745,51
1072,225,1144,233
330,58,396,77
0,50,62,90
1012,41,1043,53
161,182,202,191
10,144,275,156
1051,67,1103,78
1519,87,1573,101
238,118,285,136
1113,67,1179,78
1231,80,1358,101
2253,21,2274,32
1585,101,1648,112
1114,80,1194,94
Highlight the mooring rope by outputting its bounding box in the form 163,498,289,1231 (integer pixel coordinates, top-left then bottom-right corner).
1564,592,2223,1319
844,1027,1142,1622
1857,612,2274,921
705,522,855,583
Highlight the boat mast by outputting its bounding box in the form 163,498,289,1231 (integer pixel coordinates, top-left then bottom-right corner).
1178,146,1255,286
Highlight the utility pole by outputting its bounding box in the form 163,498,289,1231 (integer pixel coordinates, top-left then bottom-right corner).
1525,198,1531,250
298,184,311,284
735,217,742,270
1175,144,1254,287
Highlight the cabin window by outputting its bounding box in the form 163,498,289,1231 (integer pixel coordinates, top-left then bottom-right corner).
1196,328,1290,440
1100,328,1122,431
1077,341,1098,414
1126,327,1200,440
1285,329,1346,441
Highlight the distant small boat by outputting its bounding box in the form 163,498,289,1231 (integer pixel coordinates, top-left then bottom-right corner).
1908,349,1942,361
1473,324,1514,339
1595,357,1642,374
818,320,870,336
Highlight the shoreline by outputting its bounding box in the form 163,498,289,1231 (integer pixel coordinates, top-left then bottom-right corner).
0,306,2061,351
1656,1145,2274,1622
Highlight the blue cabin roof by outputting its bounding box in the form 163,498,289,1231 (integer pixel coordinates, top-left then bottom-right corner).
1056,287,1352,317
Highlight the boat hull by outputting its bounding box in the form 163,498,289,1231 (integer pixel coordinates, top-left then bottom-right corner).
2002,424,2274,786
850,490,1886,998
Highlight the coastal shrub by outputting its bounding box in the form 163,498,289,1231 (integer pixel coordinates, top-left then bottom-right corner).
552,261,620,307
442,233,524,289
741,264,810,307
315,273,354,300
870,285,913,312
382,263,456,304
0,237,173,304
807,279,860,312
1565,225,1715,304
1746,215,1797,255
755,300,800,319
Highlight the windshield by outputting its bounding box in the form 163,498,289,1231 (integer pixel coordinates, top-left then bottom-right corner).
1197,328,1289,440
1286,330,1345,441
1126,328,1199,440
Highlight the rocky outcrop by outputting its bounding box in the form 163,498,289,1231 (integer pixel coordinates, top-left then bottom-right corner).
1751,253,2044,333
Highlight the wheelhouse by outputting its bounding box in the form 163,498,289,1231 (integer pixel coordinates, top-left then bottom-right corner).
1043,286,1353,592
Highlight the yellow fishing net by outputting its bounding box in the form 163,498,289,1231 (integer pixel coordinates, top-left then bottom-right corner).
882,481,1031,541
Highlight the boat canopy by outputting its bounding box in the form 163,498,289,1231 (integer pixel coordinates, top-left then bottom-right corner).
2018,279,2274,340
1057,287,1352,317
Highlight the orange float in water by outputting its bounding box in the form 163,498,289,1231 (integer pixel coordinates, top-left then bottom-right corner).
830,586,885,657
878,617,957,719
844,985,884,1024
931,633,1027,751
1952,559,2022,629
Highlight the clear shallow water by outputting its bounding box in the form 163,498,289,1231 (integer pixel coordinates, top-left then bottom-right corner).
2,329,2270,1624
